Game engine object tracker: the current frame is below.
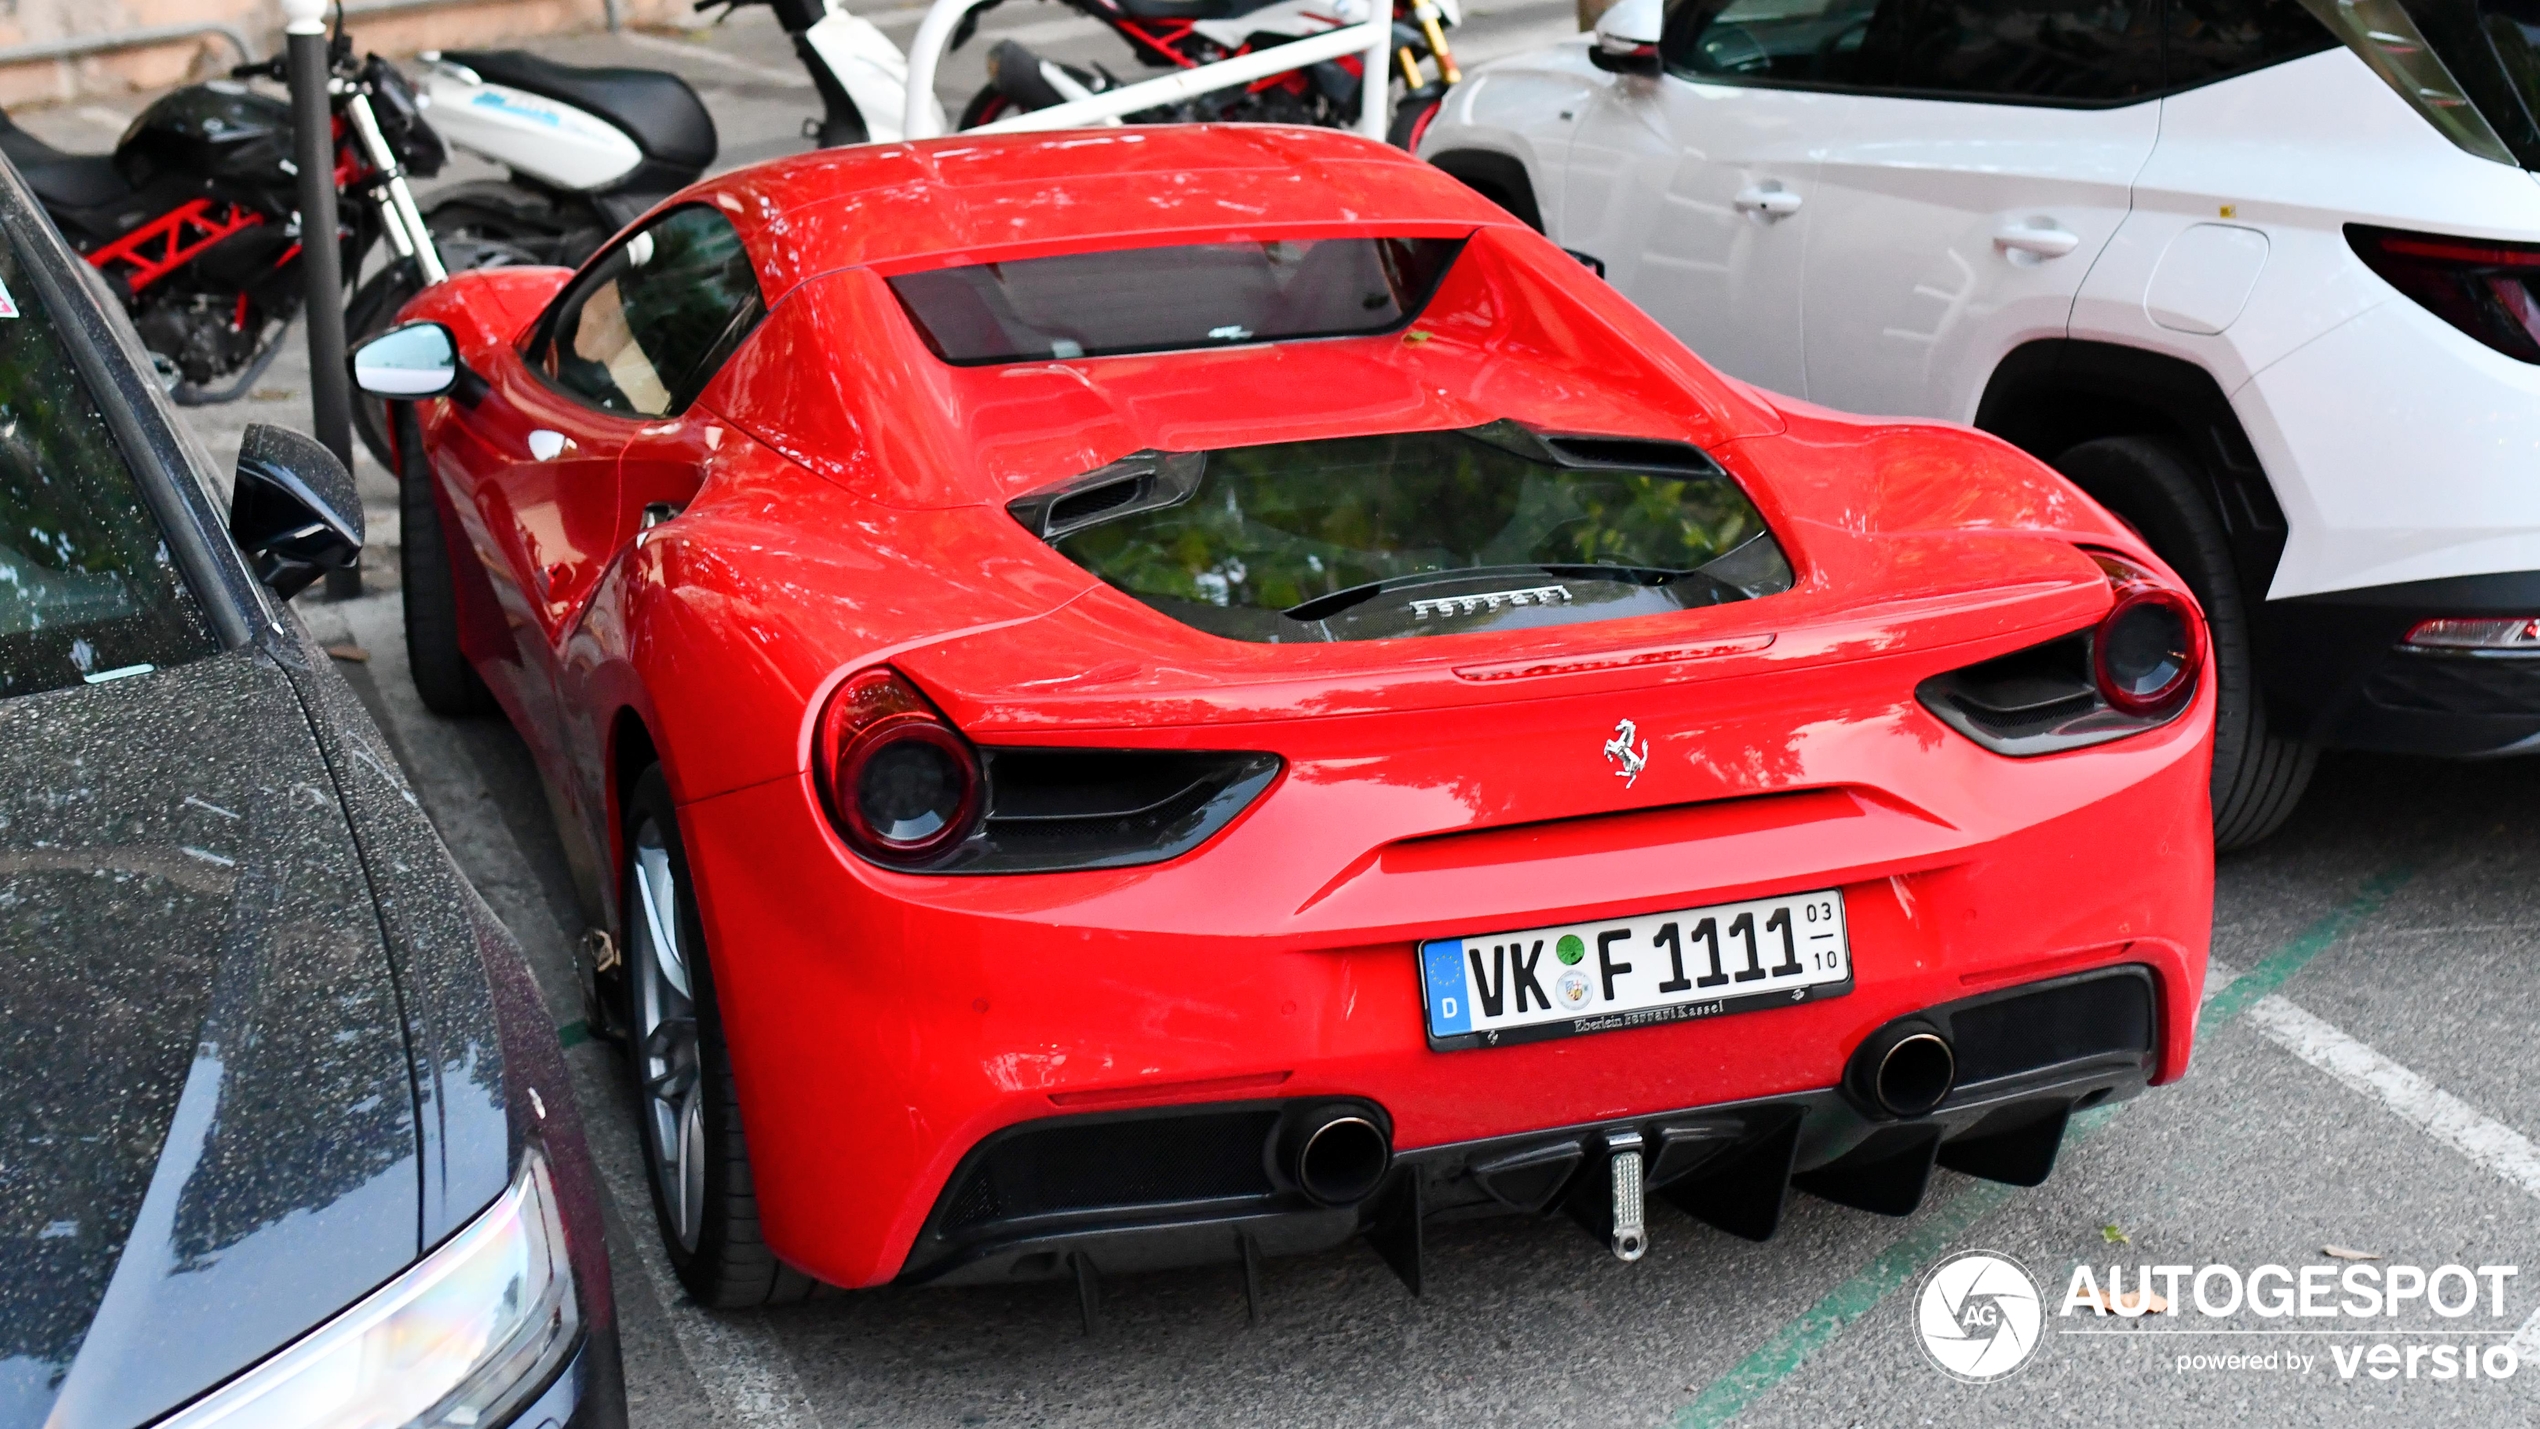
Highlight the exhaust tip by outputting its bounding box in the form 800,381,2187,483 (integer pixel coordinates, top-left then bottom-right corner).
1285,1111,1391,1206
1874,1031,1956,1117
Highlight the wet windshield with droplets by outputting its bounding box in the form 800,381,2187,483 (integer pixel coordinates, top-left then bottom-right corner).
0,235,212,698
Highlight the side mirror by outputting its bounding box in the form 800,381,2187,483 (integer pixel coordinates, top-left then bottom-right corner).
351,321,460,399
1589,0,1664,75
231,424,364,600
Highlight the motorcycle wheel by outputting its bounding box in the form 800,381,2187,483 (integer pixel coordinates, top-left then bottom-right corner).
957,85,1014,130
425,188,608,270
1389,83,1447,152
345,237,536,473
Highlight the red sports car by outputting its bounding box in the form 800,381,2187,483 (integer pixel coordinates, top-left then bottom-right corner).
355,125,2214,1313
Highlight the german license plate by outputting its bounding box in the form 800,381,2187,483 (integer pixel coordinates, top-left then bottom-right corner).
1419,889,1852,1050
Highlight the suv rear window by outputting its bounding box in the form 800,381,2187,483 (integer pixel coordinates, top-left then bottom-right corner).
1010,423,1792,643
887,237,1463,365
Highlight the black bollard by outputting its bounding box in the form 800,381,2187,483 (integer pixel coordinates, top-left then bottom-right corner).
285,0,361,599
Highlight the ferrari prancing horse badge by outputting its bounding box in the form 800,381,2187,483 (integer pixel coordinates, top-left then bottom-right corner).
1603,719,1650,787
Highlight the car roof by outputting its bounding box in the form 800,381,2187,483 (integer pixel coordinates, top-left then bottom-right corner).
682,124,1521,297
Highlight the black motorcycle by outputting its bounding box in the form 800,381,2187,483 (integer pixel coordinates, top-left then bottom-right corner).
0,29,449,408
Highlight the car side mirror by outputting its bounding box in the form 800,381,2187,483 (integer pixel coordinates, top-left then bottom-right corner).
1589,0,1664,75
351,320,463,400
231,423,364,600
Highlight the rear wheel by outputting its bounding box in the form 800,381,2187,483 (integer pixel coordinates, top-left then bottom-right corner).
2053,435,2317,850
622,767,818,1308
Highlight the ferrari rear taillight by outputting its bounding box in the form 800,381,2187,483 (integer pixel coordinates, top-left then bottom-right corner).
2091,574,2201,716
2348,225,2540,365
813,667,1282,874
1916,553,2204,756
815,667,982,864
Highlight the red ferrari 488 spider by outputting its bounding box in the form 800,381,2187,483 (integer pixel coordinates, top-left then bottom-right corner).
356,125,2214,1312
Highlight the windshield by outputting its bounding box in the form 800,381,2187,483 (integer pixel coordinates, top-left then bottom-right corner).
886,237,1464,365
0,234,213,699
1023,423,1792,643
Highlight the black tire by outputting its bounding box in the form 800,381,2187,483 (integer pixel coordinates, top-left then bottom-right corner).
2053,436,2317,850
1388,84,1446,151
957,85,1013,130
424,189,605,268
392,402,497,717
621,766,818,1309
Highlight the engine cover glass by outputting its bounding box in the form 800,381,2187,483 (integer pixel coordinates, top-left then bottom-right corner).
1023,423,1792,643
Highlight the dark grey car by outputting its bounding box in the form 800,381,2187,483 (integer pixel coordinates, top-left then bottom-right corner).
0,149,623,1427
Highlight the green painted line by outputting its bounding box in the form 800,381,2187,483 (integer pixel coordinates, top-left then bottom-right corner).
2198,864,2416,1030
558,1018,590,1049
1667,863,2415,1427
1671,1180,2017,1429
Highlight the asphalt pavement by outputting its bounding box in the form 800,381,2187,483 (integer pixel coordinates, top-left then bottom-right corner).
92,6,2540,1423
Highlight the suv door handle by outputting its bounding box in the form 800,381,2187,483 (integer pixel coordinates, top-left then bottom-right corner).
1733,184,1803,218
1993,224,2082,258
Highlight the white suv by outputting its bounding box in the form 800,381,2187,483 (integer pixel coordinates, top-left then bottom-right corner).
1419,0,2540,846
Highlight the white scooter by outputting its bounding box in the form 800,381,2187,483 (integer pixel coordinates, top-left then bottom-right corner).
400,0,926,267
397,0,1406,268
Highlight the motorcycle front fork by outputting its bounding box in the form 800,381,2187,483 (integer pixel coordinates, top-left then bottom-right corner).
1407,0,1460,86
339,85,447,285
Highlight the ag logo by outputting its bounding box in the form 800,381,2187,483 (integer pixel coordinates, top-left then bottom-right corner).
1916,1251,2042,1383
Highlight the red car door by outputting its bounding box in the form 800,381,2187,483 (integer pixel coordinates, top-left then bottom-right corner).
473,206,772,824
454,357,635,771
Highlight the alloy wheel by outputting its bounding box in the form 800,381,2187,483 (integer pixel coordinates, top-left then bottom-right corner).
629,817,705,1253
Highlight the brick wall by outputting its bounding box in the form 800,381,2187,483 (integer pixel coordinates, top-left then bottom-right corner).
0,0,692,108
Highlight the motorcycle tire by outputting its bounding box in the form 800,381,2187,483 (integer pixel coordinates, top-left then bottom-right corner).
1389,84,1447,153
424,185,607,269
958,85,1015,130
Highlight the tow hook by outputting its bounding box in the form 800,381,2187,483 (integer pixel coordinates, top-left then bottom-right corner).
1607,1129,1647,1262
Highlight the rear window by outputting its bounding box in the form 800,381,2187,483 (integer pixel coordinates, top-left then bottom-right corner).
887,237,1464,365
1010,423,1793,643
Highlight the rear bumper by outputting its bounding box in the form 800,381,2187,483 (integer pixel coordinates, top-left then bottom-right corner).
677,695,2211,1289
2263,570,2540,756
901,966,2156,1288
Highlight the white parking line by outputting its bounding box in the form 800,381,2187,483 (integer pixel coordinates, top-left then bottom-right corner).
2241,995,2540,1200
2202,956,2540,1342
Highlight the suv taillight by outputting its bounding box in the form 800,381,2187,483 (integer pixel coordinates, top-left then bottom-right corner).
2348,225,2540,364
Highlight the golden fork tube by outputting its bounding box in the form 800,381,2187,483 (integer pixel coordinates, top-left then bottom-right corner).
1417,5,1462,85
1398,44,1426,90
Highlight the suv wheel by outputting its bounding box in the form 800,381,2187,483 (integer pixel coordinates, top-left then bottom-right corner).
622,765,819,1308
2053,436,2317,850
